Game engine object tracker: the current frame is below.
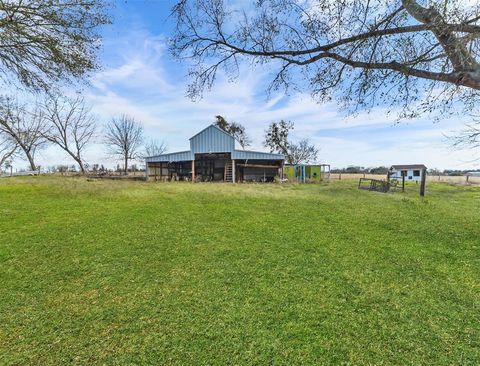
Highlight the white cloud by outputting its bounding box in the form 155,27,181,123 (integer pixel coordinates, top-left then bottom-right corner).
18,26,477,171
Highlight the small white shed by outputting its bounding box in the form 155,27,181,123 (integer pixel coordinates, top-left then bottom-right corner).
389,164,427,182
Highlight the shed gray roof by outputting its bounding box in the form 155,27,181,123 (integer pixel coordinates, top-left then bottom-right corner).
390,164,427,170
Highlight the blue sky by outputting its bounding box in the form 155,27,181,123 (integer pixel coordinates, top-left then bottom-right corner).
35,0,478,170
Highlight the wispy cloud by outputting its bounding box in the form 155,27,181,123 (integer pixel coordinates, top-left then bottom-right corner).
31,21,478,170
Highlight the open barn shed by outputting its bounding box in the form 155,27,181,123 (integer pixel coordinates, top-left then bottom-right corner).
145,124,285,182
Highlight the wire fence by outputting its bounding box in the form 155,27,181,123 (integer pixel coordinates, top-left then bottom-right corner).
329,173,480,185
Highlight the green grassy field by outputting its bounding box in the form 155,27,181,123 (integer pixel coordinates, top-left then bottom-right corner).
0,177,479,365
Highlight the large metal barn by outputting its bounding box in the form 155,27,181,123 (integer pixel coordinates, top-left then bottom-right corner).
145,124,285,182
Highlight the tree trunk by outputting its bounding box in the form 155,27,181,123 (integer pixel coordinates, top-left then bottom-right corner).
62,148,86,175
76,158,86,175
402,0,480,73
124,156,128,175
25,150,36,171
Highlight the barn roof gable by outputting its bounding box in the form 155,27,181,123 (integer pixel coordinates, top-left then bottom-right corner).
189,124,234,141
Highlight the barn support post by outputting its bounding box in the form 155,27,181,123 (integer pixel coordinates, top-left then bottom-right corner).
402,175,405,192
145,162,149,181
420,168,427,197
278,161,284,182
232,159,236,183
192,160,195,183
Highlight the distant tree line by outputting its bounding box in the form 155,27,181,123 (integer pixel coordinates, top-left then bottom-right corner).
2,103,323,174
0,96,167,175
331,166,389,174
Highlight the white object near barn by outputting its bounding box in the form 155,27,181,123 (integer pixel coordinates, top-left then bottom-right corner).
389,164,427,182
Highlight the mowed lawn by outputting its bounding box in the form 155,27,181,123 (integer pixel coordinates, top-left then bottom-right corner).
0,177,479,365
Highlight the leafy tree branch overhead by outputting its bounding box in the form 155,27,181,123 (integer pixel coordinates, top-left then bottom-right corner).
0,0,110,90
170,0,480,118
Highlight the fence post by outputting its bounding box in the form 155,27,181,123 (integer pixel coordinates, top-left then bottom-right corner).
420,168,427,197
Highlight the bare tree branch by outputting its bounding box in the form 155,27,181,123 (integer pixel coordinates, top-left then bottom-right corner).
450,118,480,150
0,0,110,90
0,96,48,170
143,138,167,158
0,132,18,169
42,94,96,173
264,120,318,164
214,115,251,148
171,0,480,120
104,115,144,175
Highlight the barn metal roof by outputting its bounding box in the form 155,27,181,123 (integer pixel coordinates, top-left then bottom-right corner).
189,124,233,141
145,150,194,163
189,124,235,154
145,124,285,163
231,149,284,160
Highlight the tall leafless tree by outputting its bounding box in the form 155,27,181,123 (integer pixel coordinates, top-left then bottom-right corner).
0,97,47,171
143,138,167,157
171,0,480,119
42,94,96,174
0,0,110,90
288,139,320,165
104,115,144,175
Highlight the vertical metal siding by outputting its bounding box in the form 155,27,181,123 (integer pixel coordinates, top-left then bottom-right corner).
190,125,234,153
146,125,285,163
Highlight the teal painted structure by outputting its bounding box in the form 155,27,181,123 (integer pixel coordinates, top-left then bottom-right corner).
284,164,328,183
